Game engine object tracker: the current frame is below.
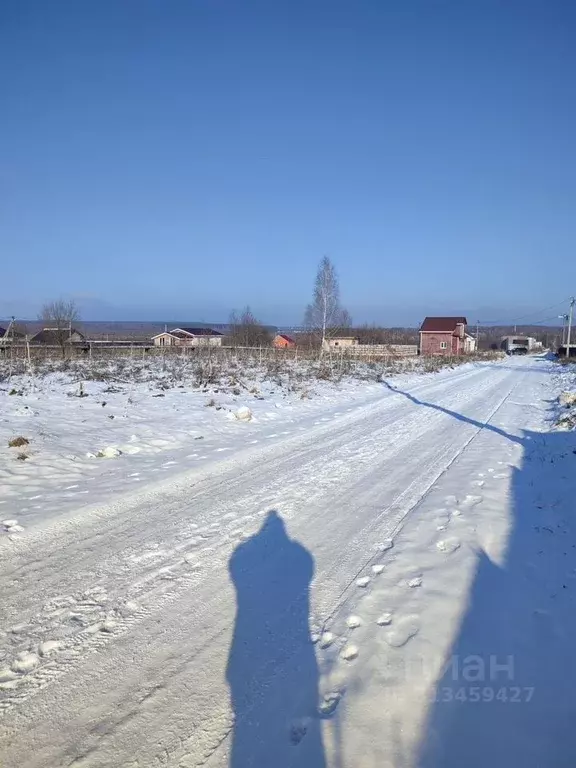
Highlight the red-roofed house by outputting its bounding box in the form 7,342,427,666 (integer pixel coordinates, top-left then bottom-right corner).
273,333,296,349
419,317,468,356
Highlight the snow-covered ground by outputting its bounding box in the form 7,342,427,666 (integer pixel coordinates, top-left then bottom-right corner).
1,355,575,768
0,356,483,527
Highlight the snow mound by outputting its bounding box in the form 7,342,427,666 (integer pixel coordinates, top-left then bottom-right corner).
97,446,122,458
11,651,40,673
39,641,62,657
319,632,335,649
341,644,359,661
436,536,461,554
384,616,420,647
234,406,253,422
406,575,422,588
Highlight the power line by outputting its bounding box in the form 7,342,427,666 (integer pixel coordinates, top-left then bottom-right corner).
527,315,566,326
479,298,571,326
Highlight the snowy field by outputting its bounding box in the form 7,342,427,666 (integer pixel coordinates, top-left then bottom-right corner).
0,354,476,528
1,355,575,768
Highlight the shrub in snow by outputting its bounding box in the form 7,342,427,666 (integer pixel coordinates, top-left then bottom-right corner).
8,436,29,448
559,391,576,407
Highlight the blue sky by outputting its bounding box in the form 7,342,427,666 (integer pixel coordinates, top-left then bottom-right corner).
1,0,575,325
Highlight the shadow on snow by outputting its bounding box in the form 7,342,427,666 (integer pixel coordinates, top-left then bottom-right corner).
226,510,326,768
382,380,521,444
417,427,576,767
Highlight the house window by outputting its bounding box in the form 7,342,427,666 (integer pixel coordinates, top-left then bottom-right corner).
440,341,447,349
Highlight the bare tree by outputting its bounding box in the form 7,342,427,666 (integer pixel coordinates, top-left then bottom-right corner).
39,298,80,357
228,306,272,347
304,256,351,351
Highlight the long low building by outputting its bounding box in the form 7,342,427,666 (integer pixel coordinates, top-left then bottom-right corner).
152,327,224,347
501,336,543,354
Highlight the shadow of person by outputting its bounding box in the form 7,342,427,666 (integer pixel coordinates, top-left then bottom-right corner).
226,510,326,768
418,429,576,767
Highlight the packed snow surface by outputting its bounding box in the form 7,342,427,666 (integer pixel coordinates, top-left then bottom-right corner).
1,355,575,768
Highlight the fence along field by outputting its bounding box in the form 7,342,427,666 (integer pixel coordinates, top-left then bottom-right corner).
0,339,417,363
0,339,497,395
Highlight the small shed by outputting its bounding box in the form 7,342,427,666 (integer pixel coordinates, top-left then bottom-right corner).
30,328,86,344
273,334,296,349
322,336,359,350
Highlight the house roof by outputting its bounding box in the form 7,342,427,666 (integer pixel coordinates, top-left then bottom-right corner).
420,317,467,332
0,325,24,339
30,328,85,344
276,333,295,343
173,327,223,337
150,331,181,340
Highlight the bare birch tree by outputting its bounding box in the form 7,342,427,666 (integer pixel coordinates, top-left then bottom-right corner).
39,298,80,358
304,256,351,351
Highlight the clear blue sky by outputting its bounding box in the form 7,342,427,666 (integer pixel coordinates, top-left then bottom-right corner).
2,0,575,325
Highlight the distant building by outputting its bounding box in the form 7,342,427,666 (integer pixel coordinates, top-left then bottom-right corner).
30,328,85,345
272,334,296,349
322,336,359,351
151,327,223,347
463,333,477,354
500,336,541,355
0,322,24,343
419,317,468,356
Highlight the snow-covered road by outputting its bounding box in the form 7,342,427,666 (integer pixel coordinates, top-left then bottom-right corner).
2,356,575,768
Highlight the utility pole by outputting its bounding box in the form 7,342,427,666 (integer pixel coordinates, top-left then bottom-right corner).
558,314,567,346
475,320,480,350
566,297,575,358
